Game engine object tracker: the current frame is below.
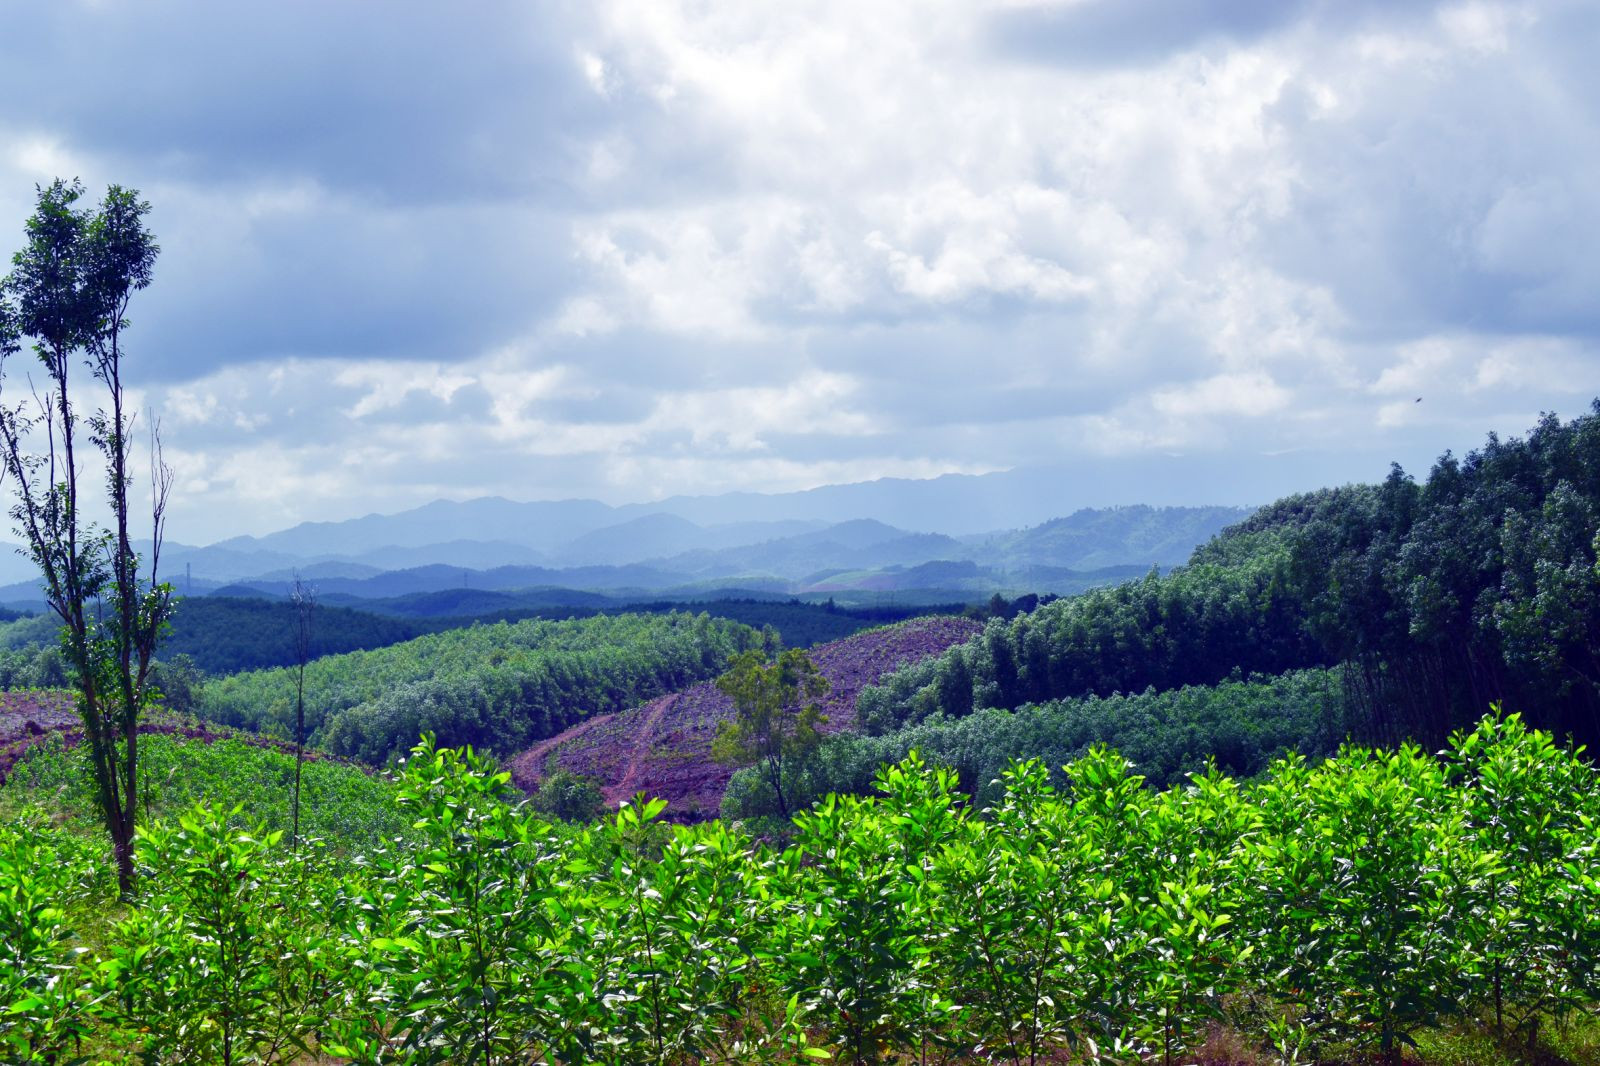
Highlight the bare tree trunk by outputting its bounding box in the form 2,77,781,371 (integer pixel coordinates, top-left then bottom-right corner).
290,576,316,852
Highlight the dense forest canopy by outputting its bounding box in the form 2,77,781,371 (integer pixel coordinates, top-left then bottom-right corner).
703,407,1600,822
199,611,766,764
0,594,942,682
855,406,1600,753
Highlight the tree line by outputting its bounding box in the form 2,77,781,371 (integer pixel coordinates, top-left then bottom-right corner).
199,610,768,764
724,667,1344,822
854,405,1600,756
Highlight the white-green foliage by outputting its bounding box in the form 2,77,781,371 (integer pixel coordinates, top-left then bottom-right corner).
7,733,413,852
100,807,348,1064
0,712,1596,1063
198,611,764,763
0,814,103,1062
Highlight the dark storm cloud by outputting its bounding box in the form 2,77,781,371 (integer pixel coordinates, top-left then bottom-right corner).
0,1,603,205
129,192,574,379
0,1,615,382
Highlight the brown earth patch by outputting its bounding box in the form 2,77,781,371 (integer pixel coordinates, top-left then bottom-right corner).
508,615,982,820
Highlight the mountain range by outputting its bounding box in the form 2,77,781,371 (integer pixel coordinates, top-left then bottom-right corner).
0,472,1258,610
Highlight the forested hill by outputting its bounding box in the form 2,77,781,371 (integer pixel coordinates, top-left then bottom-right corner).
197,611,766,764
856,406,1600,754
157,595,935,674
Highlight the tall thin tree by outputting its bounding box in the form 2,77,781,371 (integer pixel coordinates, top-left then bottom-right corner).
290,574,316,852
0,179,173,895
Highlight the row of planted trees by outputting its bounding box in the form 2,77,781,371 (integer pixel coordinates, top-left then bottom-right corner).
3,712,1598,1064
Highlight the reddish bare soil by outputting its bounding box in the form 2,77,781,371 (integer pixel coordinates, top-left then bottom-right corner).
0,689,350,787
508,615,982,820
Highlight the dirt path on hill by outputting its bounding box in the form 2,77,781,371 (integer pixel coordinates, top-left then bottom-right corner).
509,710,618,792
611,693,680,801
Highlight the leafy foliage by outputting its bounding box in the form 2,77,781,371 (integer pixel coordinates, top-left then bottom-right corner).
527,768,607,823
0,814,102,1062
100,806,344,1064
712,648,829,819
727,667,1344,819
3,732,412,852
198,610,765,764
2,713,1595,1062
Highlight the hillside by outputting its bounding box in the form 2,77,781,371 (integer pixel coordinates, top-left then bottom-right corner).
721,407,1600,822
508,615,982,817
960,504,1250,569
198,611,767,764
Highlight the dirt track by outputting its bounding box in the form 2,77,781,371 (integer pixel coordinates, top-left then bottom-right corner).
508,616,983,820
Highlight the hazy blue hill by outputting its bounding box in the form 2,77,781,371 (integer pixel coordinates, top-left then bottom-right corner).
222,562,687,600
251,560,387,582
548,516,836,568
700,518,825,543
214,496,619,556
555,512,710,565
862,560,982,588
196,462,1290,570
143,477,1265,593
340,539,550,571
645,520,963,580
785,518,911,550
604,458,1310,533
208,583,275,598
332,586,616,617
0,506,1244,614
148,541,309,583
964,505,1250,570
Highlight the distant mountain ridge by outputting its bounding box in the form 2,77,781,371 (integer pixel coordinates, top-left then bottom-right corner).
0,490,1252,610
204,457,1289,558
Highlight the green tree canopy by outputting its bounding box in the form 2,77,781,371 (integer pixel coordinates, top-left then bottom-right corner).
712,647,829,819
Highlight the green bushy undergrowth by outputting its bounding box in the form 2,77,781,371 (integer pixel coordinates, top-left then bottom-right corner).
726,666,1346,819
2,733,412,851
1,712,1597,1064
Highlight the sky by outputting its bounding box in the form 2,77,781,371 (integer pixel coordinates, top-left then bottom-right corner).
0,0,1596,544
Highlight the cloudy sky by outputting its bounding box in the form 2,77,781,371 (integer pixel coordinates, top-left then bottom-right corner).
0,0,1596,543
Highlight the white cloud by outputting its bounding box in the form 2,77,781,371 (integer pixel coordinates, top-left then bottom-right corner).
334,363,475,419
5,0,1597,540
1437,1,1533,53
1153,372,1292,418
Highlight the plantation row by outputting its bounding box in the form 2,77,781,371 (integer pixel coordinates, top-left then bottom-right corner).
199,611,766,763
725,667,1345,820
858,406,1600,755
2,733,413,851
4,712,1597,1064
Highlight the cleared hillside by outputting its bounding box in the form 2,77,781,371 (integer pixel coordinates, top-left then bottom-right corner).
509,615,982,818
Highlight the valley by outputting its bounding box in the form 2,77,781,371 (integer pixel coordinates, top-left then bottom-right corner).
1,407,1597,1062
